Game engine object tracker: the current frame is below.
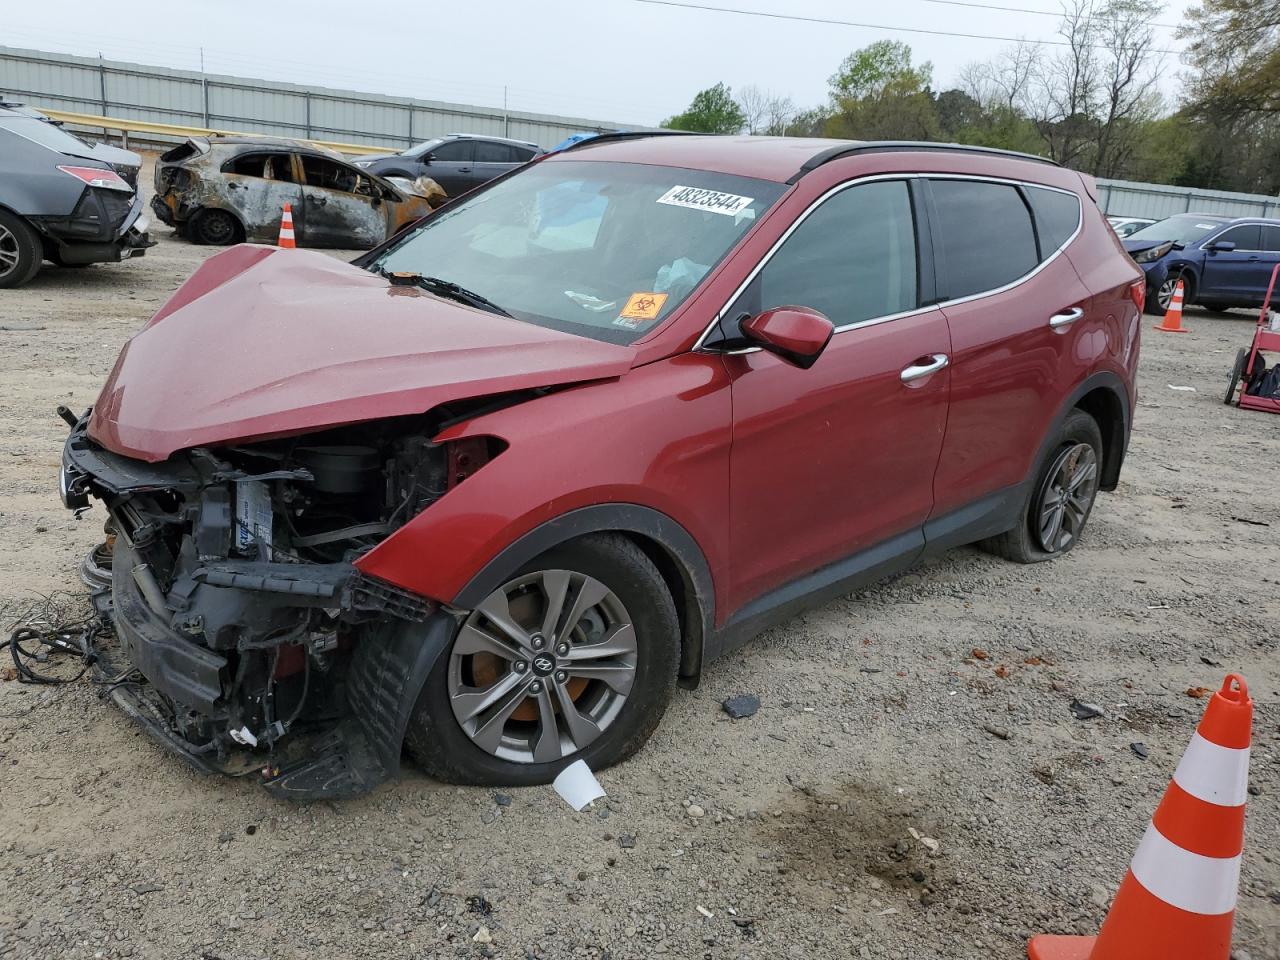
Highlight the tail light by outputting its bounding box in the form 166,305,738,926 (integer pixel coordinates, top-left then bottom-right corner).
57,165,132,192
1129,279,1146,314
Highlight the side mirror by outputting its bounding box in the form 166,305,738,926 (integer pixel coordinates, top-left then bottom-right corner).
1209,240,1236,252
741,306,834,369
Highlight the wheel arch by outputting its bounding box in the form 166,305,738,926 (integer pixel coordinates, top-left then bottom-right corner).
453,504,715,688
190,204,247,244
1065,373,1130,491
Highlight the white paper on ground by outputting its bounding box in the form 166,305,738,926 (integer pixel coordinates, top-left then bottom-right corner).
552,759,607,811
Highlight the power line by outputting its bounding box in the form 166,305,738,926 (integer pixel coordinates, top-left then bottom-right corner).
911,0,1180,31
629,0,1186,55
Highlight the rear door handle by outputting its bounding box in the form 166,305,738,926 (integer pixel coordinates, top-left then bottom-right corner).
900,353,949,382
1049,307,1084,328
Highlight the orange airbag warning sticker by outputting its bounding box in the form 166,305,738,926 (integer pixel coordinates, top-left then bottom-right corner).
619,292,668,321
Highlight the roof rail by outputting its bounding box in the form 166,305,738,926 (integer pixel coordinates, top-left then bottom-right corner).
559,130,702,152
790,141,1059,183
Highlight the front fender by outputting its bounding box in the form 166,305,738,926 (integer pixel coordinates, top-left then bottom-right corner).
354,353,734,623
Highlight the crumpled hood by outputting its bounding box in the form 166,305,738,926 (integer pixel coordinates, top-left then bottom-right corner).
89,245,636,461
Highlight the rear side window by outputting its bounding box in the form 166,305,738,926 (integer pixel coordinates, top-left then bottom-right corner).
1026,187,1081,254
1262,225,1280,252
755,179,918,327
474,142,519,163
222,152,296,182
930,179,1037,300
1215,224,1260,249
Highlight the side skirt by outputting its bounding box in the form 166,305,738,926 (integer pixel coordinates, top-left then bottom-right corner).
706,484,1026,663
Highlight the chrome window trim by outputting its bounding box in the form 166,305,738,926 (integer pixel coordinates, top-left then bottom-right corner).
694,172,1083,354
1198,221,1280,254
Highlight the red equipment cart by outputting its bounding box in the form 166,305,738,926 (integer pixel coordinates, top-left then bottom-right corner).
1225,262,1280,413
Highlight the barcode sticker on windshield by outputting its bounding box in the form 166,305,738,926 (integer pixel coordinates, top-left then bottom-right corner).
657,185,754,217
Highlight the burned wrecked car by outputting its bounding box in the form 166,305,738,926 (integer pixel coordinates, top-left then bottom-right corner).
151,135,446,247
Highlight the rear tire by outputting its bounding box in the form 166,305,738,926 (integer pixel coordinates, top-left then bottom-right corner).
979,409,1103,564
0,209,43,289
190,208,242,246
405,533,679,786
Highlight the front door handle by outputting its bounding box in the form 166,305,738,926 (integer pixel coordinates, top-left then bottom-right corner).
1049,307,1084,328
900,353,949,382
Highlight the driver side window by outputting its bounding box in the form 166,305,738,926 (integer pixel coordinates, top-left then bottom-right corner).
429,141,474,163
754,180,918,328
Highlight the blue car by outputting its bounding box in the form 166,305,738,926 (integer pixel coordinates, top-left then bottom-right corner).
1123,214,1280,316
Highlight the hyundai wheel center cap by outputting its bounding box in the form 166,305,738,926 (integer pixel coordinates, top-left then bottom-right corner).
531,653,556,676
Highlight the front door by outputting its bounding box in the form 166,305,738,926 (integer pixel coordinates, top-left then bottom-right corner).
1200,223,1280,304
297,154,386,248
422,140,477,196
723,179,951,614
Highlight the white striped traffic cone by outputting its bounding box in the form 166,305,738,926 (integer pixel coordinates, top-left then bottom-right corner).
1029,674,1252,960
1153,277,1189,333
277,202,296,248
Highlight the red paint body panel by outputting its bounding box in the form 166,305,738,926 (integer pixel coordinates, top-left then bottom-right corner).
723,311,951,613
932,249,1094,514
85,138,1141,637
88,246,635,461
354,354,735,612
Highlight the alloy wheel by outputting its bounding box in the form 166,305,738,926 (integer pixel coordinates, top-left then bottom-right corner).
0,223,19,279
447,569,638,764
1034,442,1099,553
1157,276,1179,311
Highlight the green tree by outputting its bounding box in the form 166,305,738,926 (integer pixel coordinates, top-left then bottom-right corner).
828,40,933,102
824,41,939,141
662,83,746,134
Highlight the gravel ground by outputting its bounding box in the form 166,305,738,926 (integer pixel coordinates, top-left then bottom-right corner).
0,175,1277,959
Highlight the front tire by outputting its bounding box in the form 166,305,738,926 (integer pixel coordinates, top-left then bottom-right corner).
1147,272,1191,317
0,209,43,289
979,409,1103,563
405,534,679,786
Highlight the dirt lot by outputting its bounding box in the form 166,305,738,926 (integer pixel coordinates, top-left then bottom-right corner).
1,210,1278,959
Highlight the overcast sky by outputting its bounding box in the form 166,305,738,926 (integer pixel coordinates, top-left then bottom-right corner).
6,0,1199,126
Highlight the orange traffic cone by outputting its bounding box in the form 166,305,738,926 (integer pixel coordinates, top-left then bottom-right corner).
1028,674,1252,960
277,202,296,248
1153,278,1189,333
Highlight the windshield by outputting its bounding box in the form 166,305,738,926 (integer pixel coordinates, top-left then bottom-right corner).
1127,215,1227,246
372,160,786,344
0,115,97,155
403,138,443,158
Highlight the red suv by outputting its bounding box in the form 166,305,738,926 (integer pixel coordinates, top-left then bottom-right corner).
61,134,1143,796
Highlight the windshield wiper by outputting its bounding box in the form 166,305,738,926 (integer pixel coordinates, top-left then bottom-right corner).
373,267,511,318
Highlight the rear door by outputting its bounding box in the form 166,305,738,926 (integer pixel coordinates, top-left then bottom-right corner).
928,177,1094,518
724,178,952,612
471,141,521,187
216,151,303,242
422,140,476,196
1199,224,1264,302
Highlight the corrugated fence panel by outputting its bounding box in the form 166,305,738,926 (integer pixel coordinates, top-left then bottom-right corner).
1096,178,1280,220
0,45,649,150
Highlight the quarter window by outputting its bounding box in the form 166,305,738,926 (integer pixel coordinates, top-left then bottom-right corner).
1026,187,1081,255
1213,224,1260,250
930,179,1037,300
754,180,918,328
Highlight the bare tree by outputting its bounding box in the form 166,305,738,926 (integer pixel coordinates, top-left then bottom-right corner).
763,94,796,135
960,42,1040,112
1024,0,1100,167
1091,0,1165,177
736,84,770,135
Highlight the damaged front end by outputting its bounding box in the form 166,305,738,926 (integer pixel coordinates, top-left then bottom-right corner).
60,410,491,798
